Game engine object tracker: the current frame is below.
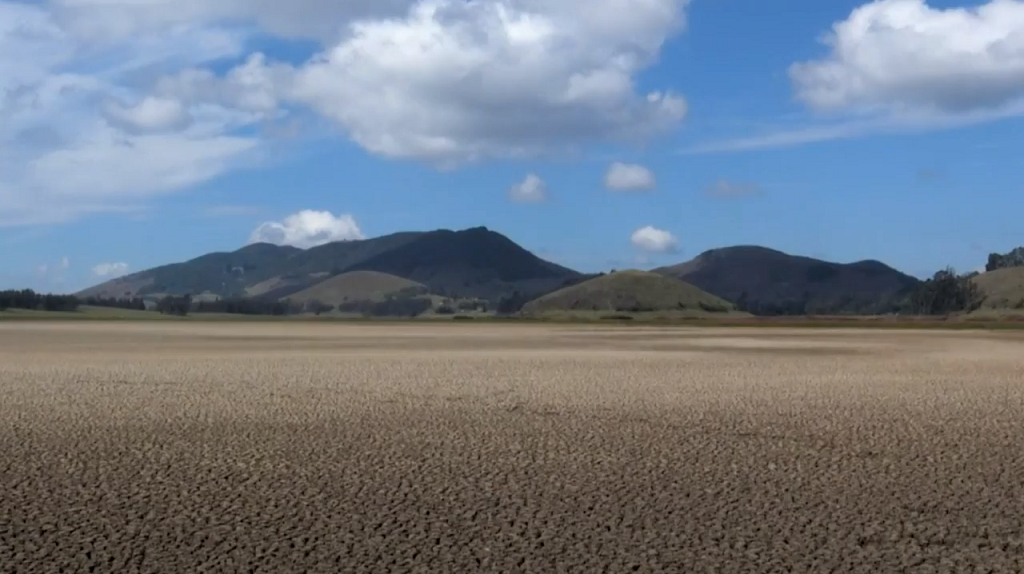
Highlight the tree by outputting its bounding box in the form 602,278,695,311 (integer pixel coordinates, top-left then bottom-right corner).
156,295,191,316
303,300,334,316
907,267,981,315
496,291,532,315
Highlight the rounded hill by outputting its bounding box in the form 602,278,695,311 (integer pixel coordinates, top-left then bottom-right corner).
972,267,1024,311
520,270,743,317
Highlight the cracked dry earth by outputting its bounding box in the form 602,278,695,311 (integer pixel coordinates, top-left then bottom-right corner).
2,323,1024,573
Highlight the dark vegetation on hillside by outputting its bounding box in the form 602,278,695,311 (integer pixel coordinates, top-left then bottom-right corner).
986,247,1024,272
655,246,922,316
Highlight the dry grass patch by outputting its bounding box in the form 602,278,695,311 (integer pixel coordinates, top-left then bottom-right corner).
2,323,1024,572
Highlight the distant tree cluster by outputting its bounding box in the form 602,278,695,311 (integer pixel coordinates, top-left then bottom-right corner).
193,298,306,316
83,296,147,311
906,267,981,315
986,247,1024,272
338,296,432,317
733,290,905,316
155,295,192,316
301,300,335,315
496,291,533,314
0,289,79,312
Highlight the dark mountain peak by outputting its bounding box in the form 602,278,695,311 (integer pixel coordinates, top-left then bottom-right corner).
341,226,579,300
702,245,784,257
233,242,302,256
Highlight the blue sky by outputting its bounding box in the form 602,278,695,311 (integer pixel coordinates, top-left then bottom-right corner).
2,0,1023,292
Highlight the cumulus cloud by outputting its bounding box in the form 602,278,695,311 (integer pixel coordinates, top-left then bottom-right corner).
630,226,678,254
604,162,656,192
687,0,1024,154
507,173,548,203
272,0,689,164
250,210,364,248
92,262,130,278
791,0,1024,114
2,0,691,224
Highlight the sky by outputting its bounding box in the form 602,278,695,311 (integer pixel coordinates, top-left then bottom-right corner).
2,0,1023,292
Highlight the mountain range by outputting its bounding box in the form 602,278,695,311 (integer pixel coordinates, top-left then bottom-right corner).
79,226,943,316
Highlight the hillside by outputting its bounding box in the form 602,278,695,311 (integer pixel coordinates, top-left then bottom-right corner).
344,227,579,301
520,270,742,317
654,246,920,315
284,271,428,306
79,227,581,304
972,267,1024,311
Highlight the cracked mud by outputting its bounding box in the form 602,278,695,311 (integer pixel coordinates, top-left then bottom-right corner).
2,323,1023,573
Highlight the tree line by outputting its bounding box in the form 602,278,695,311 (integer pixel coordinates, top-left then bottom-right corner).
730,266,982,317
0,289,80,312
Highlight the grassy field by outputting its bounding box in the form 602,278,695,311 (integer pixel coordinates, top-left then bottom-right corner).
2,322,1023,572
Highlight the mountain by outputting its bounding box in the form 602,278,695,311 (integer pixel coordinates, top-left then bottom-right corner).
285,271,428,306
79,227,582,304
520,270,745,317
654,246,921,315
343,227,579,301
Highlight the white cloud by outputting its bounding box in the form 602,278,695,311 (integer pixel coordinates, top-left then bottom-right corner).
630,226,678,253
104,97,192,133
686,0,1024,155
92,262,130,278
791,0,1024,114
680,99,1024,154
250,210,364,248
60,256,70,269
507,173,548,203
604,162,656,192
0,1,263,226
282,0,690,164
1,0,692,224
49,0,411,43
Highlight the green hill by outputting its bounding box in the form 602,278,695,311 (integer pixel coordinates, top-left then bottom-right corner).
284,271,428,306
520,270,743,317
973,267,1024,311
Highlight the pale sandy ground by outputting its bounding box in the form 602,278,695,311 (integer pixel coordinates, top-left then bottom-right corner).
2,323,1024,573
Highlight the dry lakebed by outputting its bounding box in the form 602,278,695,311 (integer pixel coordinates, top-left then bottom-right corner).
2,322,1023,573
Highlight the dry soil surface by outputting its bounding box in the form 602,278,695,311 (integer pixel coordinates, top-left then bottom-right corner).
2,323,1023,573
